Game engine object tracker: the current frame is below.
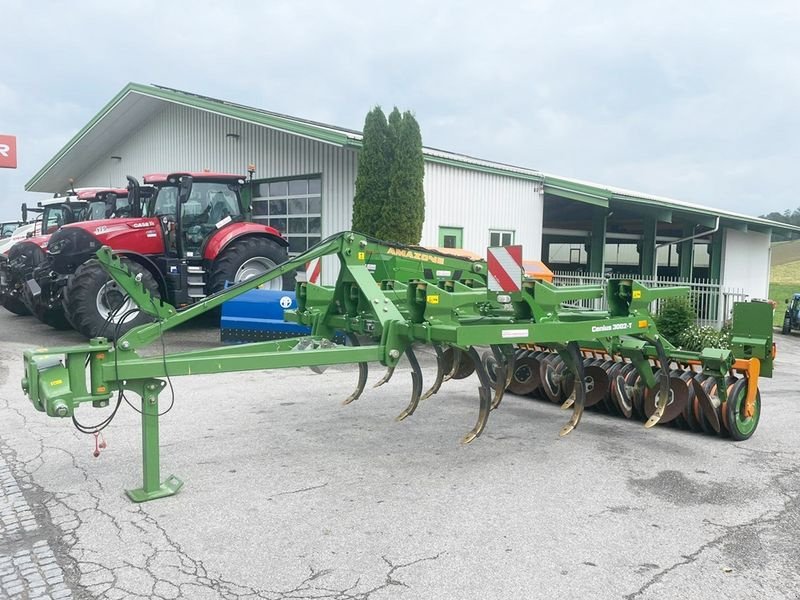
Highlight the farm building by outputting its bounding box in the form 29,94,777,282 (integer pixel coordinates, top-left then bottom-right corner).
25,83,800,321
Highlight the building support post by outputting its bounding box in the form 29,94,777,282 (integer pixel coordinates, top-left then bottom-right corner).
541,238,551,267
639,217,657,278
588,209,607,275
678,224,695,280
709,229,725,324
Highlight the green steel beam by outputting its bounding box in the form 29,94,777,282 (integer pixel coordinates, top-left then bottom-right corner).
588,208,607,274
678,224,695,280
639,217,657,277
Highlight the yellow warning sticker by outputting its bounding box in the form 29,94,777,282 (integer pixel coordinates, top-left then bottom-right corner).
50,379,63,386
357,251,365,261
97,386,107,394
632,290,642,299
638,320,648,328
427,295,439,304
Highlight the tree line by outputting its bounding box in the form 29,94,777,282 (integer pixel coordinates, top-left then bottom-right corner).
760,209,800,240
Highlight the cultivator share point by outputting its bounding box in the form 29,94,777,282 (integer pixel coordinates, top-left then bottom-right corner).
21,232,774,501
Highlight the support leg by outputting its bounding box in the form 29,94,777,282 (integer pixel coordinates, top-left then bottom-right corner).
125,380,184,503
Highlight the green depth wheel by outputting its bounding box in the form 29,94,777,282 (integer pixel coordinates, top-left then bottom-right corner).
724,378,761,441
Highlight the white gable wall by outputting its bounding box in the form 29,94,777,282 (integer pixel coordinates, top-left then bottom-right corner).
721,228,771,300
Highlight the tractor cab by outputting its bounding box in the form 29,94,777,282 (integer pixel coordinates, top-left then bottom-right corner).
1,222,23,238
781,294,800,334
32,188,124,236
143,172,245,258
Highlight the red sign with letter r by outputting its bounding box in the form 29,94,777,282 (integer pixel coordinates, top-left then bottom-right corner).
0,135,17,169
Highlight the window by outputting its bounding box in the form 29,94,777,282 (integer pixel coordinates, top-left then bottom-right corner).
251,176,322,255
438,226,463,249
490,230,514,246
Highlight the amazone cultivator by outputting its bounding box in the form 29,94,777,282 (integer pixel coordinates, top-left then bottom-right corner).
21,231,773,501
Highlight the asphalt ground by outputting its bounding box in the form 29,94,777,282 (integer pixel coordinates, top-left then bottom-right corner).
1,309,799,599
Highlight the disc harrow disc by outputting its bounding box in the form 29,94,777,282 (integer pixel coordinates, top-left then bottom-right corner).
643,369,689,424
583,359,611,408
507,352,543,396
539,354,564,403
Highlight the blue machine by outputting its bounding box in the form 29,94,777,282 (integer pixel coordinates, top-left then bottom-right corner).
220,288,310,344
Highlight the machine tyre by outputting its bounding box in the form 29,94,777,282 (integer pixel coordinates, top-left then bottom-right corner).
1,294,30,316
208,236,293,293
722,378,760,441
63,258,160,340
22,284,71,330
782,316,791,335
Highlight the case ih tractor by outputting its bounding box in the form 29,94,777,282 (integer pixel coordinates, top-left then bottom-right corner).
0,190,126,317
42,172,290,339
21,189,138,327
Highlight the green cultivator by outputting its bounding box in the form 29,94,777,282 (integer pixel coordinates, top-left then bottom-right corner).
21,232,774,502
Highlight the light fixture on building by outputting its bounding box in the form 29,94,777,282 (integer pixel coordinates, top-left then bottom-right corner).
110,155,122,161
226,132,240,140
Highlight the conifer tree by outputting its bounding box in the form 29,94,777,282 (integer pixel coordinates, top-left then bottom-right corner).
351,107,390,235
377,110,425,243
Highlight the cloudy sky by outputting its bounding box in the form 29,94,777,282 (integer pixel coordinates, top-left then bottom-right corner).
1,0,798,220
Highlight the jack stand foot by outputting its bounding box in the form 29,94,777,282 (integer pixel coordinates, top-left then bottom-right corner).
126,475,184,503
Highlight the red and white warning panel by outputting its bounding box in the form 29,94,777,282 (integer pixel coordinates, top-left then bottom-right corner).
487,245,523,292
305,257,321,284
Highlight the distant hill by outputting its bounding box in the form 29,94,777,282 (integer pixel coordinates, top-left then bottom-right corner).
771,240,800,266
771,260,800,284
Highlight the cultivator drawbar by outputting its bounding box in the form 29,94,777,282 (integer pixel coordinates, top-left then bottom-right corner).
21,232,774,501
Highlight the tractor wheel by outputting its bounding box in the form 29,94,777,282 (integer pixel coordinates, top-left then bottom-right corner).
1,294,30,316
782,316,791,335
63,258,160,340
22,283,71,330
208,236,293,293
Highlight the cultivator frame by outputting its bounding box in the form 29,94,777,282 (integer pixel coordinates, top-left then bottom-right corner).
21,232,774,501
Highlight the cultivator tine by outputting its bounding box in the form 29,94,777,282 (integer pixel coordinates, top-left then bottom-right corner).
342,334,368,405
421,344,445,401
644,338,672,429
489,345,509,410
396,347,423,421
373,366,396,388
559,341,586,437
444,348,462,382
461,346,493,444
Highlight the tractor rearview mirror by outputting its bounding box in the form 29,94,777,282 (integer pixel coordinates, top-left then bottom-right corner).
21,203,27,223
178,176,193,204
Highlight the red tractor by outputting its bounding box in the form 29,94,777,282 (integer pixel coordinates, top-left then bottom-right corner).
21,188,141,327
1,189,130,318
43,172,291,339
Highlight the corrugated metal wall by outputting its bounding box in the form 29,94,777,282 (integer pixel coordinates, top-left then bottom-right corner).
77,102,545,280
422,162,543,259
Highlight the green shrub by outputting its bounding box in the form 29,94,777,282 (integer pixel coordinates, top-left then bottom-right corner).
654,297,696,344
677,324,731,351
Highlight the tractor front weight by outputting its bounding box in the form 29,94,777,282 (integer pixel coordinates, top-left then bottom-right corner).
21,232,774,501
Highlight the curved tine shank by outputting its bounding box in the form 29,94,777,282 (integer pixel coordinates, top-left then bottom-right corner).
396,346,424,421
462,346,493,444
373,366,396,388
444,347,462,382
342,333,368,405
559,342,587,437
489,344,508,410
644,338,671,429
421,344,445,401
504,346,516,389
